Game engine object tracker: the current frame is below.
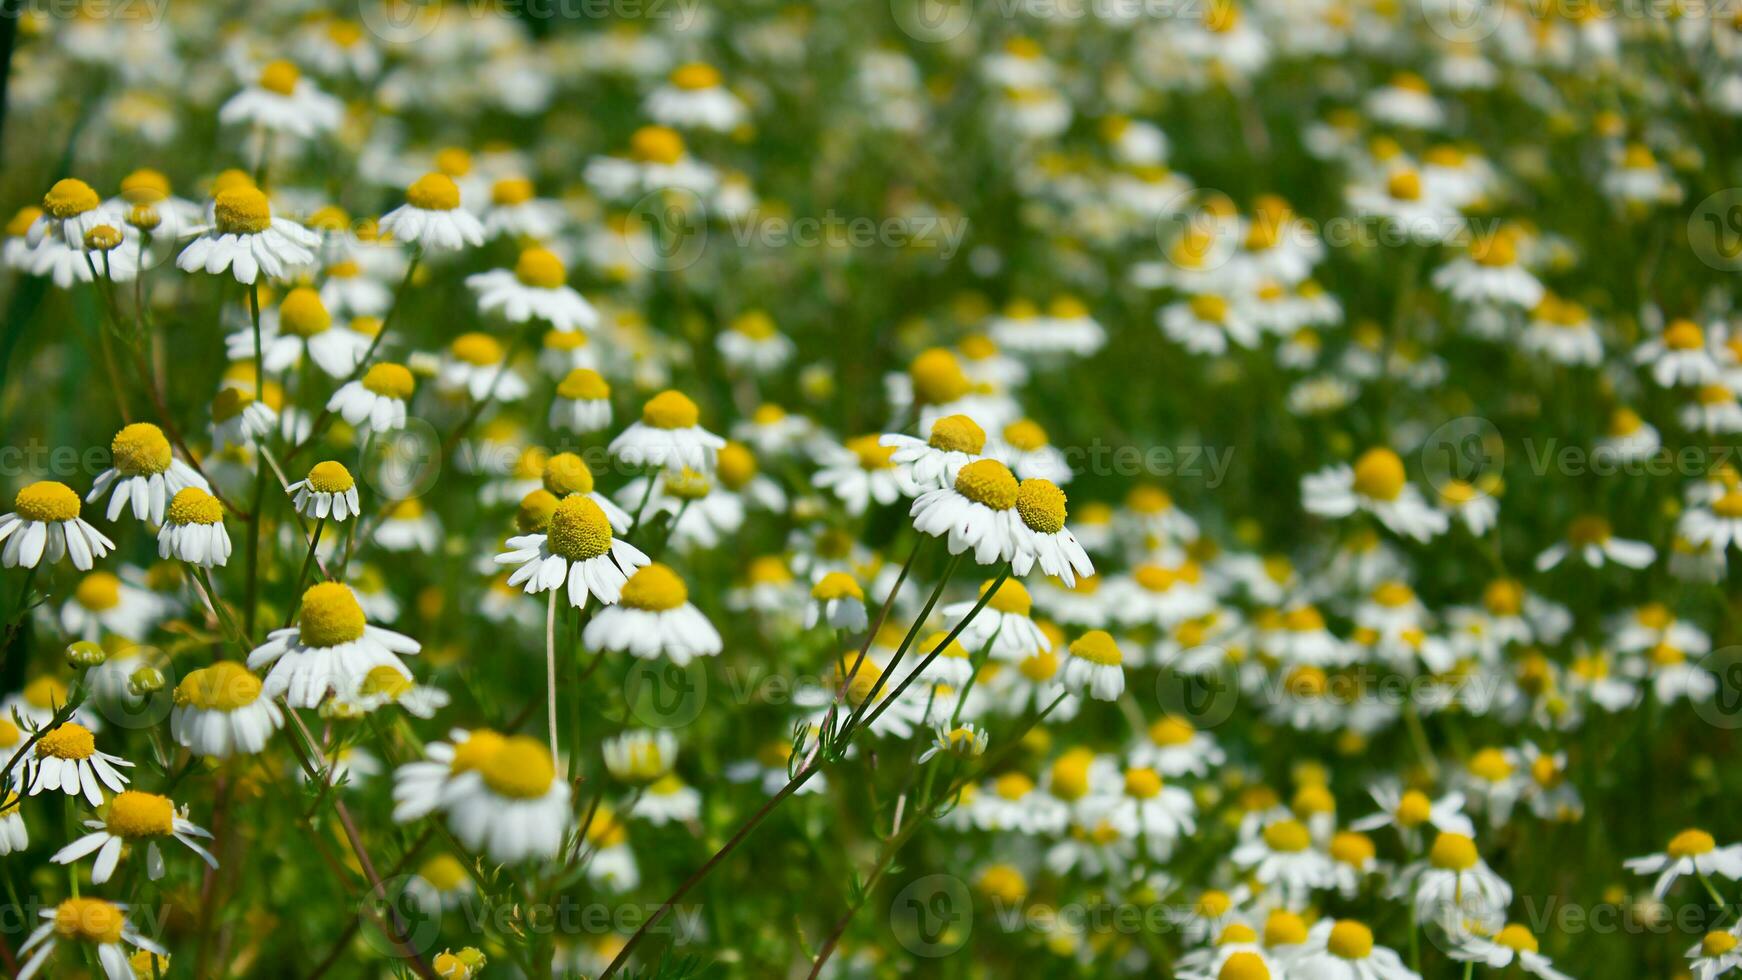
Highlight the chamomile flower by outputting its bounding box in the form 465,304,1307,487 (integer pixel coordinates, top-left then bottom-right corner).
911,459,1024,565
1350,783,1474,846
716,310,796,374
29,178,120,248
1432,232,1543,309
1688,928,1742,980
917,723,989,764
813,435,915,515
0,481,115,571
405,855,476,915
378,173,485,252
0,791,24,855
1636,318,1721,388
496,494,649,608
1627,829,1742,898
541,452,634,533
157,488,232,568
634,773,702,826
17,898,165,980
610,390,726,475
465,247,598,332
583,563,722,664
52,790,214,884
1232,818,1336,907
1534,515,1655,571
247,582,420,709
943,578,1050,662
1106,766,1197,858
1061,630,1126,701
209,387,278,450
169,661,282,758
441,332,530,403
1522,295,1603,365
287,460,361,521
58,572,162,641
482,177,564,239
1348,167,1461,244
1128,715,1225,776
219,59,342,137
585,125,719,200
178,186,319,284
1302,448,1449,542
1011,478,1095,586
390,728,506,822
20,723,132,806
550,368,613,434
602,729,678,784
646,62,747,131
83,423,204,526
333,664,449,719
1291,919,1420,980
1396,832,1513,928
327,362,415,433
806,572,868,631
991,419,1072,483
443,735,572,864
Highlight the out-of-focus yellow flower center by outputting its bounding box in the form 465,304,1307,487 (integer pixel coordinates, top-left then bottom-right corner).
175,661,262,711
1331,831,1375,866
1669,828,1717,858
451,332,503,365
621,563,688,611
491,177,535,206
54,897,126,944
811,572,862,602
515,247,566,288
406,173,462,211
479,736,556,799
1430,832,1480,870
44,178,99,218
630,126,686,165
983,578,1032,616
362,363,414,399
75,572,122,612
1327,921,1373,960
1703,931,1739,957
556,368,609,402
1262,819,1311,853
1352,447,1406,501
928,414,986,454
1069,630,1122,667
642,390,700,429
259,59,300,95
909,348,970,405
279,287,331,337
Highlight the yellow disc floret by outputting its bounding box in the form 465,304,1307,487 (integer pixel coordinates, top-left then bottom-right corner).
278,288,331,338
406,173,462,211
362,363,415,400
214,187,272,235
928,415,987,454
479,736,556,799
106,790,175,838
298,582,367,647
54,897,126,945
953,459,1019,510
642,390,700,429
44,178,100,219
306,460,356,494
75,572,122,611
37,723,97,761
542,453,597,497
1429,832,1480,871
515,247,567,289
557,368,609,402
1069,630,1122,666
167,487,224,526
1352,448,1406,501
1016,478,1068,533
545,495,613,561
621,563,688,611
1326,920,1373,960
15,481,81,523
174,661,263,711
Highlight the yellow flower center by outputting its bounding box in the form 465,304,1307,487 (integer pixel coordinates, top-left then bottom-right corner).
37,723,97,760
1471,233,1517,267
556,368,610,402
164,487,222,526
1124,767,1162,799
452,333,503,366
1703,931,1739,957
540,453,595,497
419,855,470,891
621,563,688,611
448,729,507,775
54,898,126,945
630,125,686,165
545,495,613,561
108,422,172,477
731,310,777,340
909,348,971,405
85,225,122,251
514,247,567,289
24,677,68,709
1049,748,1095,801
1430,832,1480,870
663,468,712,500
954,459,1019,509
6,206,42,237
1285,666,1328,697
1495,924,1539,953
491,177,535,206
1713,490,1742,518
983,578,1032,616
279,288,331,338
406,173,462,211
1396,789,1433,826
847,434,896,470
1018,649,1059,681
298,582,367,647
306,460,355,494
43,178,99,219
671,61,721,89
174,661,262,711
642,390,700,429
1069,630,1122,667
1386,169,1423,201
259,59,300,95
928,415,987,454
1013,479,1067,535
1669,828,1717,858
978,864,1027,904
1003,420,1048,452
1191,294,1230,324
1352,448,1406,501
434,147,472,177
75,572,122,612
479,736,556,799
361,363,415,400
1331,831,1376,866
1327,921,1374,960
1149,716,1196,746
1566,514,1612,547
214,187,272,235
811,572,863,602
15,481,81,522
1664,319,1705,350
1262,819,1311,853
1264,910,1309,947
359,664,412,700
1218,923,1259,945
106,790,175,838
1198,890,1233,918
716,443,756,490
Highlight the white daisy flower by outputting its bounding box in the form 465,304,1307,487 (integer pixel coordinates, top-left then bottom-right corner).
17,898,165,980
495,495,651,608
942,578,1049,662
218,60,342,138
806,572,868,632
378,173,485,252
28,178,122,248
483,177,564,239
170,661,283,758
1128,715,1225,777
58,571,163,641
814,435,918,515
1533,515,1655,571
86,422,209,525
372,498,441,553
582,563,722,665
645,62,747,131
465,247,598,332
1395,833,1513,929
286,460,361,522
911,458,1025,565
157,488,232,569
1290,919,1420,980
880,414,988,492
609,390,726,475
0,791,25,855
20,723,132,806
51,790,215,884
0,481,116,571
246,582,420,709
550,368,613,434
1061,630,1125,701
715,310,795,374
584,126,719,201
390,728,506,823
602,729,678,784
1626,829,1742,898
209,387,279,450
633,773,702,826
1231,818,1336,907
177,186,319,284
224,287,368,378
1431,233,1543,309
1010,478,1096,587
1687,927,1742,980
440,332,530,403
442,735,571,864
1635,318,1721,388
1679,488,1742,552
1302,448,1449,542
327,362,415,433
